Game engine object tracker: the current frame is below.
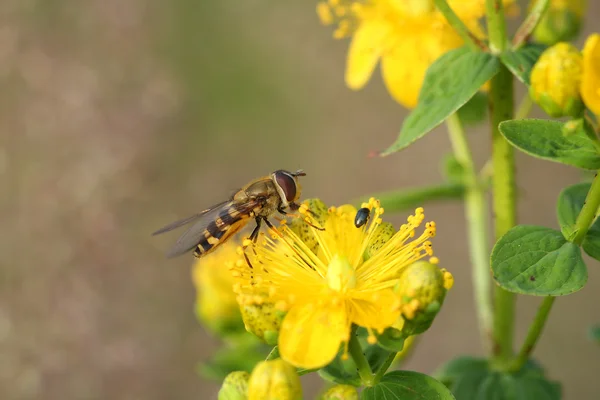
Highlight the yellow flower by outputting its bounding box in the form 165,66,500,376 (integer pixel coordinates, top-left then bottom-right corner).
581,33,600,116
531,0,586,45
530,42,584,118
232,198,438,369
192,241,243,335
247,359,302,400
316,0,516,108
320,384,359,400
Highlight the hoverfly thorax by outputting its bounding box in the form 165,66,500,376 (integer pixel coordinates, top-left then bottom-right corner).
271,169,305,208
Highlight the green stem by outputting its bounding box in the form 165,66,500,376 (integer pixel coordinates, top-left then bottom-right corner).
489,64,516,364
509,296,555,371
373,352,397,384
512,0,550,49
433,0,487,51
515,95,534,120
485,0,508,53
572,172,600,245
446,113,493,351
266,346,280,360
348,328,375,386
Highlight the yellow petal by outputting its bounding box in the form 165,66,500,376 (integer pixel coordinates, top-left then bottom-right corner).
349,290,400,331
345,21,389,90
381,28,463,108
581,33,600,115
278,303,348,369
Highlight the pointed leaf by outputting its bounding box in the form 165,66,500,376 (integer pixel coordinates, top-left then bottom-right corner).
499,119,600,170
382,47,500,155
500,43,547,85
491,225,588,296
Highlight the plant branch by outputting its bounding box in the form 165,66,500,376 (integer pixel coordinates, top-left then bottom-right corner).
348,328,375,387
489,64,516,363
434,0,488,51
515,95,534,120
446,113,493,351
485,0,508,53
512,0,551,49
373,352,397,384
573,172,600,245
509,296,555,371
357,184,465,213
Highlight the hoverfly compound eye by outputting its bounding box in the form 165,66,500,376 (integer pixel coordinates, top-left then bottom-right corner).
274,170,298,202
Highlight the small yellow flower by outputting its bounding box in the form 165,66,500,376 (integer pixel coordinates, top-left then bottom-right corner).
316,0,516,108
192,241,243,335
219,371,250,400
530,42,584,118
531,0,586,45
247,359,302,400
581,33,600,116
233,198,438,369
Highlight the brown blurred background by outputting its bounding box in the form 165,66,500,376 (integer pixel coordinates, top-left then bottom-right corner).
1,1,599,399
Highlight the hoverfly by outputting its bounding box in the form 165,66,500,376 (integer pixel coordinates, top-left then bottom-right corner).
152,169,307,259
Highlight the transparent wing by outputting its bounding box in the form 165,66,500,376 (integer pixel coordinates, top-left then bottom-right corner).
151,201,229,236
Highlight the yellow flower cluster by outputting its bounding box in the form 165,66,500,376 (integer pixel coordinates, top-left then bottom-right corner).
316,0,516,108
231,198,451,369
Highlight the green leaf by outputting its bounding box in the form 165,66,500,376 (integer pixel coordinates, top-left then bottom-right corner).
491,225,588,296
500,43,547,85
556,182,600,260
437,357,560,400
361,371,455,400
499,119,600,170
358,184,465,213
374,328,406,352
457,92,488,125
381,47,500,155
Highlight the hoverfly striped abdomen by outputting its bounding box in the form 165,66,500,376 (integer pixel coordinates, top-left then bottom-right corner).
193,203,249,258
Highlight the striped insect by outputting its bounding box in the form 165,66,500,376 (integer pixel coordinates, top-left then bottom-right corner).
152,169,307,259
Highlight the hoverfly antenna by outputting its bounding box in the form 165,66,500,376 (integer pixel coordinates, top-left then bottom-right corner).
292,169,306,177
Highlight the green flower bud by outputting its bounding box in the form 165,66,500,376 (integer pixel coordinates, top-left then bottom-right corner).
393,261,452,336
218,371,249,400
320,384,359,400
530,42,584,118
532,0,586,45
248,359,302,400
240,302,284,345
288,198,328,254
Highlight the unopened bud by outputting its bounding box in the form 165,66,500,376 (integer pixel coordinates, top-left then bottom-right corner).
240,302,284,345
532,0,586,45
248,359,302,400
394,261,451,335
288,198,328,254
530,43,584,118
218,371,249,400
581,33,600,116
320,384,359,400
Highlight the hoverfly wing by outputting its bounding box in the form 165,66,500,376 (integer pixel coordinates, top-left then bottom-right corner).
151,202,228,236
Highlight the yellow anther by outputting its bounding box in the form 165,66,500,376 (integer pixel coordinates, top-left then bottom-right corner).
367,335,377,345
429,256,439,264
316,2,333,25
243,239,253,247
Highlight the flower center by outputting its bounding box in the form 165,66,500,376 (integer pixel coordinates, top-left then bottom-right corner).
326,254,357,292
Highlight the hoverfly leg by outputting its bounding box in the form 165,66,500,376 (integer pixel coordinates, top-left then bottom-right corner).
249,217,263,242
279,203,325,231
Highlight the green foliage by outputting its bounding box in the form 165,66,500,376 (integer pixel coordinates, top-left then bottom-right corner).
361,371,455,400
457,92,488,125
491,225,588,296
500,44,547,85
499,119,600,170
318,335,392,386
556,182,600,260
589,325,600,344
436,357,561,400
373,328,406,352
360,184,465,214
381,47,500,155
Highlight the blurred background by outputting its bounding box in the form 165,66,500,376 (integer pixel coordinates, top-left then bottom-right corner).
1,0,599,399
